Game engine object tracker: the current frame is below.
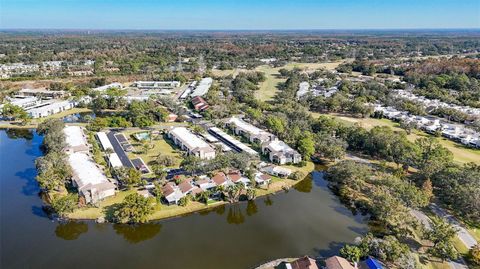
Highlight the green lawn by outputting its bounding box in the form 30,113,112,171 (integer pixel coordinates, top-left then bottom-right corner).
122,129,183,168
255,65,285,101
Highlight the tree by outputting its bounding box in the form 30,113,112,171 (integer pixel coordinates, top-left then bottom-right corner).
50,194,79,218
265,115,286,136
178,195,191,207
156,154,176,167
1,103,29,121
246,188,257,200
113,193,155,224
470,243,480,265
315,134,347,162
289,171,305,180
197,190,211,204
424,216,458,261
415,137,453,179
297,134,315,160
340,244,362,263
115,167,142,188
151,182,163,202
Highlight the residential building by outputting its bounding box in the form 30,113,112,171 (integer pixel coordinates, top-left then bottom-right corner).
133,81,181,90
27,100,76,118
324,256,355,269
211,172,230,187
195,178,217,191
190,77,213,97
168,127,216,160
64,126,116,204
262,139,301,164
96,132,114,151
131,158,150,174
276,256,319,269
208,127,258,156
255,172,272,186
92,83,123,92
191,96,209,111
178,180,202,196
227,171,250,185
107,153,123,168
18,88,67,99
162,182,184,205
0,96,40,110
63,126,89,153
226,117,275,144
296,81,310,99
261,165,292,178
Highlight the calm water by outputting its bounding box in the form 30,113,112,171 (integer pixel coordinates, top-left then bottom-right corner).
0,129,367,269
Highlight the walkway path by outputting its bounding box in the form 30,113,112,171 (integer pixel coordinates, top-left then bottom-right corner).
410,209,470,269
430,203,478,249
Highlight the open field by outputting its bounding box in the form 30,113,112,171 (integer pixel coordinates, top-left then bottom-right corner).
255,61,347,102
212,60,347,102
255,65,285,101
123,128,183,167
310,112,480,165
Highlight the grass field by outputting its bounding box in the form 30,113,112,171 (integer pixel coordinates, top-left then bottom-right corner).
255,65,286,101
123,129,183,168
212,61,347,102
254,61,347,102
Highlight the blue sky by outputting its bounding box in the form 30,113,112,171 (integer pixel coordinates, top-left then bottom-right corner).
1,0,479,30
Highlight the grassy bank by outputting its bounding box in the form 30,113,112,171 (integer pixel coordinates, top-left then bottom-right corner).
68,161,315,221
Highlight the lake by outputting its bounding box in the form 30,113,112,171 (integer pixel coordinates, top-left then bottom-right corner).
0,129,367,269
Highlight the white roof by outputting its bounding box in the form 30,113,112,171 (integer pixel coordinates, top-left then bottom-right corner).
266,139,296,153
108,153,123,168
228,117,267,136
169,127,211,150
64,126,87,148
296,81,310,98
96,132,113,151
27,100,74,114
92,83,123,92
191,77,213,97
5,96,38,107
209,127,258,155
68,152,110,189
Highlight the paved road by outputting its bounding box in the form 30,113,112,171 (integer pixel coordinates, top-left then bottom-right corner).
107,131,133,168
410,209,469,269
430,203,478,249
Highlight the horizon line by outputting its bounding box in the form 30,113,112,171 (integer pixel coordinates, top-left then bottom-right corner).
1,27,480,32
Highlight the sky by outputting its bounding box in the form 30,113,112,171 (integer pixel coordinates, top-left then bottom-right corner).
0,0,479,30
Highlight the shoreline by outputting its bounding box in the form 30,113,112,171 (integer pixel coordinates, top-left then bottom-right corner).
67,164,316,222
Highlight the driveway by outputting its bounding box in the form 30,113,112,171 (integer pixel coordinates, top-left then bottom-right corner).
107,131,133,168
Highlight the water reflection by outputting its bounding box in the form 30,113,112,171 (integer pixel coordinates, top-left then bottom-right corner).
226,205,245,225
294,176,313,193
5,128,34,140
15,168,40,196
113,223,162,244
55,221,88,240
246,200,258,216
264,196,273,206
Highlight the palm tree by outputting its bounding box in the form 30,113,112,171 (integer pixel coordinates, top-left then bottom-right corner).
246,188,257,200
197,190,211,204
